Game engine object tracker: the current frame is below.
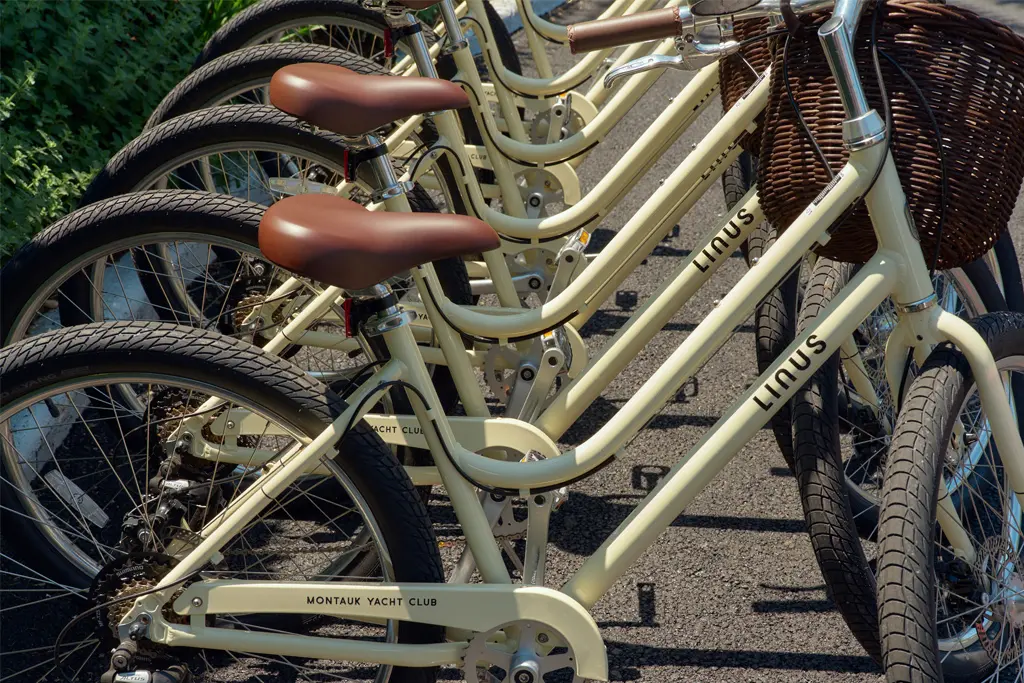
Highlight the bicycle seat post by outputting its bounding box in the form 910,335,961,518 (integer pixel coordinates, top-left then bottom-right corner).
438,0,471,56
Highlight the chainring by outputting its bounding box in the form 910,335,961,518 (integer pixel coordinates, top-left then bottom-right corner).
463,620,580,683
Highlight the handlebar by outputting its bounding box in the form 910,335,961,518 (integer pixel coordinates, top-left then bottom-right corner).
568,7,685,54
567,0,835,55
573,0,883,148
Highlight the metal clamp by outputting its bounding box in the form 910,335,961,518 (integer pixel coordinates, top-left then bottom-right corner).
895,292,938,315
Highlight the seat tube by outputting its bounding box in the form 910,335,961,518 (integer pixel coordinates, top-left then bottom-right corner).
510,0,555,78
376,299,512,584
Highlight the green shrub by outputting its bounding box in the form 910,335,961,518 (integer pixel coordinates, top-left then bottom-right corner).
0,0,252,259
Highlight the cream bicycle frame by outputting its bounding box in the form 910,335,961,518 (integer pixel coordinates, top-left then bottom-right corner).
132,130,1024,679
350,0,693,215
209,62,754,451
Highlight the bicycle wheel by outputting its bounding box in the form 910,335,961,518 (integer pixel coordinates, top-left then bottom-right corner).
0,321,443,683
193,0,438,69
141,43,468,220
80,103,411,209
147,42,387,129
0,190,461,497
791,256,1003,662
877,311,1024,683
191,0,521,153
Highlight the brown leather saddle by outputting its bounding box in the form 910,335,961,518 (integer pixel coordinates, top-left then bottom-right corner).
259,194,499,290
270,62,469,137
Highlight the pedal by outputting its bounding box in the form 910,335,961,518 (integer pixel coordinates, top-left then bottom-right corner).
523,451,569,510
505,330,571,421
546,228,590,300
546,93,573,144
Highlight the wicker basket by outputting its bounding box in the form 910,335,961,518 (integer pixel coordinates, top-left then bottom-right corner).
757,1,1024,268
720,18,772,153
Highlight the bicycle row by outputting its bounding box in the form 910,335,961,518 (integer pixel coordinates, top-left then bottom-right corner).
0,0,1022,681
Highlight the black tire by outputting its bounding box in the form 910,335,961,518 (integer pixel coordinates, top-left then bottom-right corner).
0,321,444,682
995,230,1024,314
1,191,262,345
790,257,1006,664
147,42,387,129
877,311,1024,683
721,153,798,470
479,0,523,76
194,0,521,78
190,0,521,152
79,103,377,208
194,0,438,70
70,106,469,442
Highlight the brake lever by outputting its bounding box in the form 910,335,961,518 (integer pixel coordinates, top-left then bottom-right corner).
603,38,740,89
604,55,689,89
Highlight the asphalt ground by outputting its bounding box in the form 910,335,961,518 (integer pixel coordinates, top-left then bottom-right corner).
2,1,1022,681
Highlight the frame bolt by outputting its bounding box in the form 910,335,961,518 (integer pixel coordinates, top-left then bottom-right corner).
225,421,235,430
192,597,204,608
537,632,549,644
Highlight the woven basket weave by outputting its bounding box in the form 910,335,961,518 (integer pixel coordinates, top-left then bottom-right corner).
719,18,772,153
757,1,1024,268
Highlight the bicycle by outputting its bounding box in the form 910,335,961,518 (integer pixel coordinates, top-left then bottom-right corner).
2,0,1022,680
2,0,1018,649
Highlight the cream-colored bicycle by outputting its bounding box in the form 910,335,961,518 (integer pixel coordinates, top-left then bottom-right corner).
2,0,1022,680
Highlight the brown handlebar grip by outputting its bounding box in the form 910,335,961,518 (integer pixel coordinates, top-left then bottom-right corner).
568,7,683,55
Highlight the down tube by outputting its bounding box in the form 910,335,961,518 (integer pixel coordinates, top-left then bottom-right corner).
561,252,900,608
